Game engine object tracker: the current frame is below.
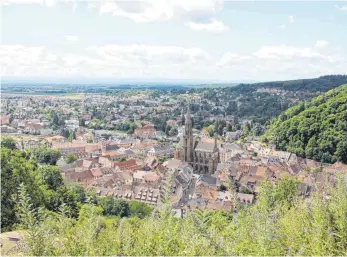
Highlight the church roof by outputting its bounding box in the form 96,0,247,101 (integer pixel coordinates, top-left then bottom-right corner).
195,141,216,152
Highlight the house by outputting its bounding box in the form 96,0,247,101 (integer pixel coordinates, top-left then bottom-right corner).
23,139,41,149
133,187,160,205
171,163,194,205
53,143,86,157
215,163,230,185
219,144,244,163
103,143,120,152
200,129,210,138
134,125,156,138
237,193,254,204
1,115,10,125
46,135,66,146
166,120,177,127
225,131,241,141
63,169,94,186
113,159,139,171
147,145,174,157
113,186,133,200
99,156,113,168
0,125,17,133
133,170,159,184
25,122,42,134
195,174,219,190
39,128,53,135
246,175,264,192
65,119,79,130
115,171,133,185
155,131,167,139
90,168,103,179
163,158,183,171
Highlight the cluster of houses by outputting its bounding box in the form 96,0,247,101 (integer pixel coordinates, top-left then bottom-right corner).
1,93,346,216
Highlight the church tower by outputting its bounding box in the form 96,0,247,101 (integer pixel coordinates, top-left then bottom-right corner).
183,105,194,163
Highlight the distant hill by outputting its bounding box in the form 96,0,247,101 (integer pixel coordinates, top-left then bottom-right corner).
232,75,347,93
187,83,240,89
263,84,347,164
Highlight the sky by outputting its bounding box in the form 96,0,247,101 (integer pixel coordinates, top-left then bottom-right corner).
1,0,347,83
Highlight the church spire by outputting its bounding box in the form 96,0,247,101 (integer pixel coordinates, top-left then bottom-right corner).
186,104,191,122
184,103,193,163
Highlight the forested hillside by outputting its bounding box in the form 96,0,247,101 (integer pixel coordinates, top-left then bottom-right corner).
234,75,347,93
199,75,347,125
263,84,347,163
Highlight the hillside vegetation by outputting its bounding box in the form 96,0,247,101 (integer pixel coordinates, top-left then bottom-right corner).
237,75,347,92
7,172,347,256
263,84,347,163
200,75,347,125
0,142,152,232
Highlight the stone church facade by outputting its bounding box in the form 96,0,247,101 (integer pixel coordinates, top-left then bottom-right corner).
174,107,219,175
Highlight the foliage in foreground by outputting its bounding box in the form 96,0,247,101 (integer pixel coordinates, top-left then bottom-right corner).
1,146,152,231
263,84,347,163
13,174,347,256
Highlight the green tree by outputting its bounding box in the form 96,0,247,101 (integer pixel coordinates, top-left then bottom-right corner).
66,154,77,164
1,148,42,230
1,136,16,149
129,201,153,218
31,147,61,165
99,196,130,217
37,166,63,191
17,183,47,256
165,124,171,136
68,183,86,203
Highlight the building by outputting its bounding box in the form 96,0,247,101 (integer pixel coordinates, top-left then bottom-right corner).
147,145,174,157
65,119,79,130
175,107,219,175
53,142,86,157
134,125,156,138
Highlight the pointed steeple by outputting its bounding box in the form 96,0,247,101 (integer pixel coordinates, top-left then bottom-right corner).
186,104,191,122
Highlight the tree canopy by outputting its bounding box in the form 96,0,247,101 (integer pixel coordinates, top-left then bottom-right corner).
263,84,347,164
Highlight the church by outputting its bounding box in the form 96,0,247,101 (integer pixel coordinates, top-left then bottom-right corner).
174,107,219,175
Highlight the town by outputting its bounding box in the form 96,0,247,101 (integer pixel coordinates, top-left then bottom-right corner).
2,90,346,218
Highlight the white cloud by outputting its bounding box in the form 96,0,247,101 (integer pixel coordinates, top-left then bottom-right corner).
98,0,228,32
0,44,211,78
217,52,251,66
86,44,210,65
65,35,79,42
277,24,286,30
277,15,294,30
253,44,334,62
2,0,228,33
87,3,97,9
2,0,58,7
1,43,345,81
99,1,174,23
185,18,229,33
1,0,77,7
334,4,347,11
315,40,329,49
